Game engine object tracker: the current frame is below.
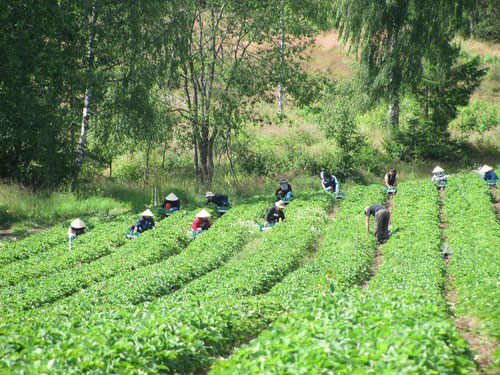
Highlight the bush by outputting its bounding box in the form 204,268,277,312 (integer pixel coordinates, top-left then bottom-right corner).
113,162,143,182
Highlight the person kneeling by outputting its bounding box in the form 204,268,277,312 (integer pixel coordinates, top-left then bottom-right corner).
162,193,180,211
192,209,212,234
265,200,286,227
68,219,86,240
130,209,155,233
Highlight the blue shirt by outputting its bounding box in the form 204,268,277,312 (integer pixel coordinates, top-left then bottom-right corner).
484,170,498,180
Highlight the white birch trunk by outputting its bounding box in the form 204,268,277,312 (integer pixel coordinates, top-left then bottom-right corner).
277,0,285,117
75,1,97,171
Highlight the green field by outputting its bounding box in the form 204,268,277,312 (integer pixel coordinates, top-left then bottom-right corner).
0,173,498,374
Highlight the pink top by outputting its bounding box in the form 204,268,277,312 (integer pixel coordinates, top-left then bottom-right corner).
192,217,211,231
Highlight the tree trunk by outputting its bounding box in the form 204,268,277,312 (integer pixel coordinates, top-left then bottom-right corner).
388,93,400,128
277,0,285,117
109,157,112,179
74,1,97,184
193,133,199,179
161,139,168,169
144,141,151,184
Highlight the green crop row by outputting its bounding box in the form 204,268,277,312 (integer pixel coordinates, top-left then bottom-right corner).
445,174,500,340
0,215,117,267
0,211,196,315
0,215,135,288
211,181,476,374
0,188,383,373
41,199,272,314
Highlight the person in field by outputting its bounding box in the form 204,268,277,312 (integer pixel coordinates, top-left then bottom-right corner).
365,204,390,243
130,209,155,233
205,192,229,207
68,219,86,239
275,179,292,199
162,193,180,210
384,168,397,188
431,166,448,182
265,200,286,226
320,171,339,193
192,209,212,232
480,165,498,181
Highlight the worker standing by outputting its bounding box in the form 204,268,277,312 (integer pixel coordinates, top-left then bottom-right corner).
192,209,212,233
384,168,397,189
320,171,339,193
130,209,155,233
275,179,292,199
265,200,286,226
364,204,390,243
162,193,180,211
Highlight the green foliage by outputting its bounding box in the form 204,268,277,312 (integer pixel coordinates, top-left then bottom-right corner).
455,98,500,133
112,162,143,183
470,0,500,42
445,174,500,341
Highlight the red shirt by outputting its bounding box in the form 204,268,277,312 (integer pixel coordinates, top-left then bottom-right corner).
192,217,211,231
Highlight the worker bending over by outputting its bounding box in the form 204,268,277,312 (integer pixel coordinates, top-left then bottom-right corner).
431,166,448,182
162,193,180,210
130,209,155,233
275,179,292,199
205,192,229,207
365,204,390,243
480,165,498,181
68,219,86,240
192,209,212,233
320,171,339,193
265,200,286,226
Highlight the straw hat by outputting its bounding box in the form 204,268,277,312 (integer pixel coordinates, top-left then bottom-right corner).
275,200,286,209
205,192,215,198
165,193,179,201
70,218,86,229
479,165,493,173
141,209,154,218
279,179,287,184
432,166,444,173
196,209,211,218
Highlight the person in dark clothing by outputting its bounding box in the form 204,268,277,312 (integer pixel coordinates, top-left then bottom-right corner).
162,193,180,210
384,168,397,188
480,165,498,181
265,200,286,226
365,204,390,243
130,209,155,233
205,192,229,207
275,179,292,198
320,171,339,193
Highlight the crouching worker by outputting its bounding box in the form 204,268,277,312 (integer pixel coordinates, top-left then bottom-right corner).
480,165,498,183
130,209,155,233
431,166,448,189
205,192,229,207
192,209,211,235
364,204,390,243
162,193,180,211
68,219,86,240
275,179,292,201
320,171,339,193
265,200,286,227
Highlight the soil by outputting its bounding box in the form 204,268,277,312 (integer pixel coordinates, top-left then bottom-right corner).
491,186,500,220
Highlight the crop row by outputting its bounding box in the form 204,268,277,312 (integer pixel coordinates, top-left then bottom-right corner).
445,174,500,342
0,214,118,267
0,210,197,315
0,215,135,288
211,181,476,374
0,187,383,373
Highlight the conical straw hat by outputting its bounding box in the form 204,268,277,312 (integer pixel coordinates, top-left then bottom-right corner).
432,166,444,173
196,209,211,218
205,191,215,198
479,165,493,173
70,218,86,229
275,200,286,209
141,209,154,217
165,193,179,201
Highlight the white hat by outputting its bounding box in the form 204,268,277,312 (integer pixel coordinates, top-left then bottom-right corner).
141,209,154,217
196,209,211,218
165,193,178,201
205,192,215,198
479,165,493,173
275,200,286,209
432,166,444,173
70,218,86,229
279,179,287,184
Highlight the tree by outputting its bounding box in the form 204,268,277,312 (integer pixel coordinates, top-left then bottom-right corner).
168,0,315,185
330,0,474,128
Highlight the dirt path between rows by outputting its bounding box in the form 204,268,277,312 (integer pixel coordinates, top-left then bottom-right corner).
440,188,498,374
362,194,394,289
490,186,500,220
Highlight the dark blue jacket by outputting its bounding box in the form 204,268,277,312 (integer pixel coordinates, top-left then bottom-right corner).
135,217,155,233
484,170,498,180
